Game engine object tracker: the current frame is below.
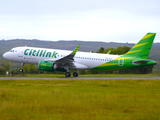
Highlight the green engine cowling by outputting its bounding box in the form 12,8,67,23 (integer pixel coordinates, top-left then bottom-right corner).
38,60,66,72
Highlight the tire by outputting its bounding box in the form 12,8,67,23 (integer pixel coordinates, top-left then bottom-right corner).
73,72,79,77
65,72,71,77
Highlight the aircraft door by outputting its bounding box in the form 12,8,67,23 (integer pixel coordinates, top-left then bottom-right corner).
118,57,124,66
18,48,23,57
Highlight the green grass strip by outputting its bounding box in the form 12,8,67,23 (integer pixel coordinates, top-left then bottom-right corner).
0,79,160,120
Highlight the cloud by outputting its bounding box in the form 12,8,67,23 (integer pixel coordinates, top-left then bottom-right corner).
0,0,159,43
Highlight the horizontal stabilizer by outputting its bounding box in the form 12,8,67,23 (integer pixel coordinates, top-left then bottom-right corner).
132,60,149,65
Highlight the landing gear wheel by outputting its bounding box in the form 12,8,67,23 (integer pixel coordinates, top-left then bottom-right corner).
73,72,79,77
65,72,71,77
20,63,25,72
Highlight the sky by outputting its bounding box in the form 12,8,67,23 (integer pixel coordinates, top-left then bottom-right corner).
0,0,160,43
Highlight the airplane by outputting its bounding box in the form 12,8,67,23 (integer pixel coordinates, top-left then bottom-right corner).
3,33,157,77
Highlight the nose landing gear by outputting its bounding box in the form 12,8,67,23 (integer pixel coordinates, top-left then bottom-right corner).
20,63,25,72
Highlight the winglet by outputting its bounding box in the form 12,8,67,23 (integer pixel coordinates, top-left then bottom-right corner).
106,50,111,54
72,44,81,55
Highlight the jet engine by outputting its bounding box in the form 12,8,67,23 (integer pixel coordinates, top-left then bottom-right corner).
38,60,57,72
38,60,66,72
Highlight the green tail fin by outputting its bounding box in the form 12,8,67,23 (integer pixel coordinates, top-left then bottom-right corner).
125,33,156,59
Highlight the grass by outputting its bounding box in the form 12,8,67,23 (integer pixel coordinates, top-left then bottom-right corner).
4,73,160,77
0,79,160,120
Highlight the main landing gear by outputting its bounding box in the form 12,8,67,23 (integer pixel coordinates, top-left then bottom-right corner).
65,72,71,77
64,66,79,77
73,72,78,77
65,71,79,77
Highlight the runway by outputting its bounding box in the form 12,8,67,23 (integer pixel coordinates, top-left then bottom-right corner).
0,77,160,80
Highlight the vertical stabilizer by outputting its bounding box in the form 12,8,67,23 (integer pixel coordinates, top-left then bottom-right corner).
125,33,156,59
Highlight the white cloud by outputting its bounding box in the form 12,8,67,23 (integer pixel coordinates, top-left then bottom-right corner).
0,0,159,43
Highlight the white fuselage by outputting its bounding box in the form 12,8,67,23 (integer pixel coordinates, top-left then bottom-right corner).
3,46,119,69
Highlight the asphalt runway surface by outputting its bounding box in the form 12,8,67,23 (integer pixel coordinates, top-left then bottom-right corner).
0,77,160,80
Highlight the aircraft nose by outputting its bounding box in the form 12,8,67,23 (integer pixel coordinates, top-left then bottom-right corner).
3,52,8,59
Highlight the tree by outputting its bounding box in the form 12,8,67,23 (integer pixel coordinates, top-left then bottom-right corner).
0,67,5,75
1,60,11,73
97,47,105,53
104,48,116,54
98,46,131,55
23,64,39,74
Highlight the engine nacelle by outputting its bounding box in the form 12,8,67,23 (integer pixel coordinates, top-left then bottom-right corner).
38,60,66,72
38,60,57,72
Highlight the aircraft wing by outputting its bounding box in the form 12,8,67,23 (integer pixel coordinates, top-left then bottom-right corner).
45,44,81,67
55,44,80,63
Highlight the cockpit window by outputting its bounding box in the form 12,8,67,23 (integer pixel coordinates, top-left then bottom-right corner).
9,50,14,52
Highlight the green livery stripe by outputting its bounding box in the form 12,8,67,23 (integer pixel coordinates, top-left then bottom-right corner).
114,57,134,60
142,33,155,40
92,56,156,70
132,42,148,49
92,59,125,70
93,57,134,69
92,33,156,71
124,33,156,59
72,44,81,55
126,50,142,54
97,63,118,67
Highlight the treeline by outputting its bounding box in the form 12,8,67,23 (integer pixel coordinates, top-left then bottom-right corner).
0,60,10,75
0,46,155,76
